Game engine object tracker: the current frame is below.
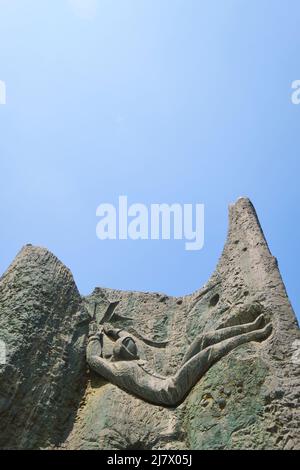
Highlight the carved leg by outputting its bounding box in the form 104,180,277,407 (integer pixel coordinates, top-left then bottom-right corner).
181,314,265,365
170,322,272,405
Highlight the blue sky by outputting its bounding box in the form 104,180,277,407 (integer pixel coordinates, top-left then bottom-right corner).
0,0,299,320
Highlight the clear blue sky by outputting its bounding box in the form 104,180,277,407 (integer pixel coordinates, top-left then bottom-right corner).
0,0,299,320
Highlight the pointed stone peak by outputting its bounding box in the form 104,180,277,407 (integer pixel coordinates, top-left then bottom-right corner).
0,244,80,300
214,197,274,278
227,197,270,253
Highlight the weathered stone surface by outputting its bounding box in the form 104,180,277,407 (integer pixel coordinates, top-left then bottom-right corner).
66,198,299,450
0,245,89,449
0,198,299,449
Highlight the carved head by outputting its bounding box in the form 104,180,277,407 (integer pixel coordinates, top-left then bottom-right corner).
112,336,139,361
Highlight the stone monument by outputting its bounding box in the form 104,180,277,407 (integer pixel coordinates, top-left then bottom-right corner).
0,198,299,449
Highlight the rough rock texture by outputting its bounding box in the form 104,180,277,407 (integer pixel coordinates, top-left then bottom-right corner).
0,246,89,449
0,198,299,449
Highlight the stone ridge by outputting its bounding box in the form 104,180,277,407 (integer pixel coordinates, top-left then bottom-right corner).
0,244,88,449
